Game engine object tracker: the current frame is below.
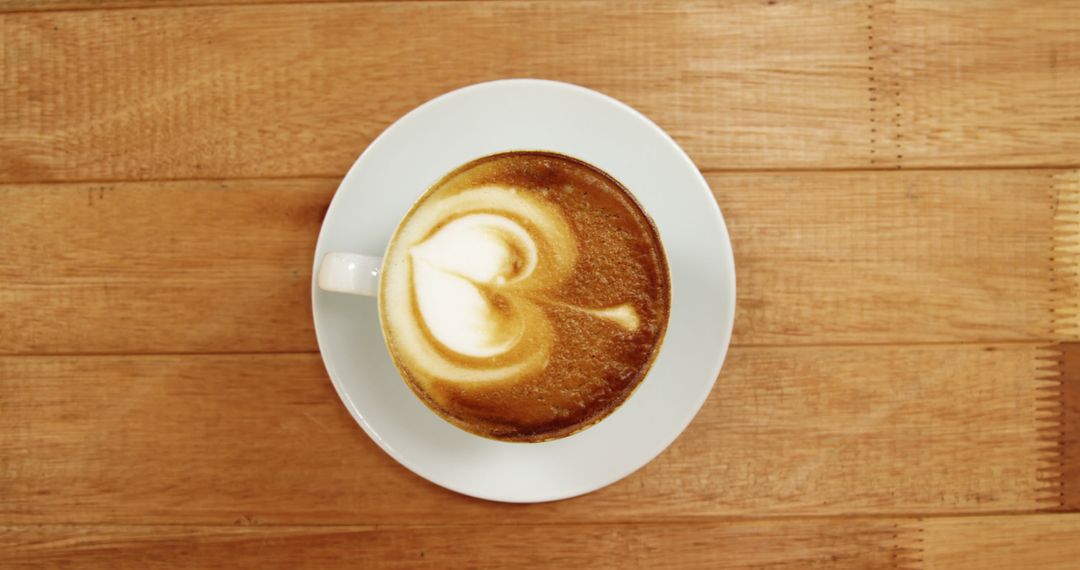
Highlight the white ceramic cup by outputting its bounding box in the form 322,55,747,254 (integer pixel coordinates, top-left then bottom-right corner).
310,79,735,502
318,252,382,297
315,155,671,446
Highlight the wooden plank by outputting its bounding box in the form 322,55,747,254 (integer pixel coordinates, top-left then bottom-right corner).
0,179,330,354
0,170,1056,355
1056,342,1080,510
5,514,1079,569
3,1,1077,181
0,1,870,180
720,169,1055,345
0,0,333,12
918,513,1080,569
876,1,1080,169
0,343,1052,524
0,1,523,13
1053,171,1080,340
0,519,917,570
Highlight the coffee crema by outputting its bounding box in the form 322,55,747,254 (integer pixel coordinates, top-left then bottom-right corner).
381,152,670,442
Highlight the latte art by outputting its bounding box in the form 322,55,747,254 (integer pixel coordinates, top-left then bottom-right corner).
410,213,534,359
407,190,640,369
381,152,670,442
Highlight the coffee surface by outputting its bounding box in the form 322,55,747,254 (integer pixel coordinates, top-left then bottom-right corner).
381,152,670,441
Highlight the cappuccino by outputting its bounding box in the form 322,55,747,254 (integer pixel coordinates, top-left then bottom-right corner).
381,152,670,442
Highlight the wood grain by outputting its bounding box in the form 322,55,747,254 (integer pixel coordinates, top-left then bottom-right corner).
720,169,1056,345
0,170,1058,355
1052,171,1080,340
2,1,1077,565
0,343,1051,524
0,0,330,12
0,1,870,180
0,179,328,355
0,519,917,569
2,1,1078,182
918,513,1080,569
6,514,1079,569
877,1,1080,169
1056,342,1080,510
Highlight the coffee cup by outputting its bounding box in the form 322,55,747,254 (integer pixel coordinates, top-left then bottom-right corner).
318,151,669,442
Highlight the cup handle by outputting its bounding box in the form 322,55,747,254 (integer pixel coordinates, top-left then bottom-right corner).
317,252,382,297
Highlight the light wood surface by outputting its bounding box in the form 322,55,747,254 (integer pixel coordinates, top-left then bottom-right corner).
0,519,922,569
4,514,1079,569
2,0,1078,568
0,170,1060,354
0,0,311,10
0,344,1051,524
2,1,1078,183
919,513,1080,570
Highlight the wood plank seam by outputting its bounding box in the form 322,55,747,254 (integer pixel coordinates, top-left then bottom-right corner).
895,521,923,570
1036,345,1066,510
0,167,1077,189
867,0,904,171
0,340,1059,360
5,166,1080,190
866,0,879,167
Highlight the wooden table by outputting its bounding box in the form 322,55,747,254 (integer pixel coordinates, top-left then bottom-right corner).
2,1,1079,567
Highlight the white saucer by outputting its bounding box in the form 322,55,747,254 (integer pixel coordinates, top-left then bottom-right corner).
311,79,735,503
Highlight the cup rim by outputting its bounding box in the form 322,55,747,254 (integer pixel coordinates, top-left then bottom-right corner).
373,149,674,443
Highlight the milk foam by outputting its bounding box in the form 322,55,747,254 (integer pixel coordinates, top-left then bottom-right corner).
383,184,641,385
411,214,538,286
410,214,536,358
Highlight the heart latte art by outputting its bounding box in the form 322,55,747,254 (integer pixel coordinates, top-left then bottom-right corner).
381,152,670,442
